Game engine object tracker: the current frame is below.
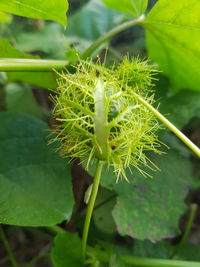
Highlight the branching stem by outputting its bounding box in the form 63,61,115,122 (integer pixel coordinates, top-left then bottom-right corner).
134,93,200,157
82,160,104,262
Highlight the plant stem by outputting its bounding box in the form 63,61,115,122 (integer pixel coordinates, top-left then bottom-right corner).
0,59,68,71
120,255,200,267
0,226,18,267
89,247,200,267
134,93,200,157
82,160,104,262
171,203,198,258
81,15,145,60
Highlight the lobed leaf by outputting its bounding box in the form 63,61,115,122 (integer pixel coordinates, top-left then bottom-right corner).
145,0,200,91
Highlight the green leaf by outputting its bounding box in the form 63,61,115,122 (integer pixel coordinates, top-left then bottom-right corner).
0,11,12,23
51,232,83,267
0,0,68,26
15,23,68,60
175,243,200,262
65,0,127,53
145,0,200,91
0,39,58,89
87,147,195,241
93,188,117,234
0,112,74,226
5,83,45,119
159,90,200,129
133,240,171,259
101,0,148,17
111,150,195,241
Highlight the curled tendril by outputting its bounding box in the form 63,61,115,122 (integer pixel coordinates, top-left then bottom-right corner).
51,57,164,181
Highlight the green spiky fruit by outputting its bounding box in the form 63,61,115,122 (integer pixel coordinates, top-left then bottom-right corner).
51,58,162,180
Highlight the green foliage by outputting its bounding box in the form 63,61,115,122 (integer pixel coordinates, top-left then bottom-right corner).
145,0,200,91
0,11,12,23
0,112,74,226
0,0,68,26
175,243,200,262
0,0,199,266
15,23,68,59
65,0,126,53
132,240,171,259
5,83,45,119
101,0,148,17
159,90,200,129
88,146,196,241
51,232,84,267
93,188,116,234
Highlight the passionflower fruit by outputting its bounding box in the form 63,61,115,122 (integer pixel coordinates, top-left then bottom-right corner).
52,58,162,180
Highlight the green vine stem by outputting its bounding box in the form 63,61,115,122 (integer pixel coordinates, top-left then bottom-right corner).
43,226,200,267
0,59,68,71
88,247,200,267
0,226,18,267
171,203,198,258
0,17,144,71
81,15,145,59
119,255,200,267
82,160,104,262
134,92,200,157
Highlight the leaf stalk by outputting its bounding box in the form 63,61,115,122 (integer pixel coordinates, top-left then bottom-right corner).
134,92,200,157
0,59,68,71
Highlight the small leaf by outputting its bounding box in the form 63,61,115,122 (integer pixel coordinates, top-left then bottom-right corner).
101,0,148,17
51,232,83,267
0,112,74,226
145,0,200,91
0,0,68,26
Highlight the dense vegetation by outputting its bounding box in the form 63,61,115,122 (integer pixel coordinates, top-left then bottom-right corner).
0,0,200,266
